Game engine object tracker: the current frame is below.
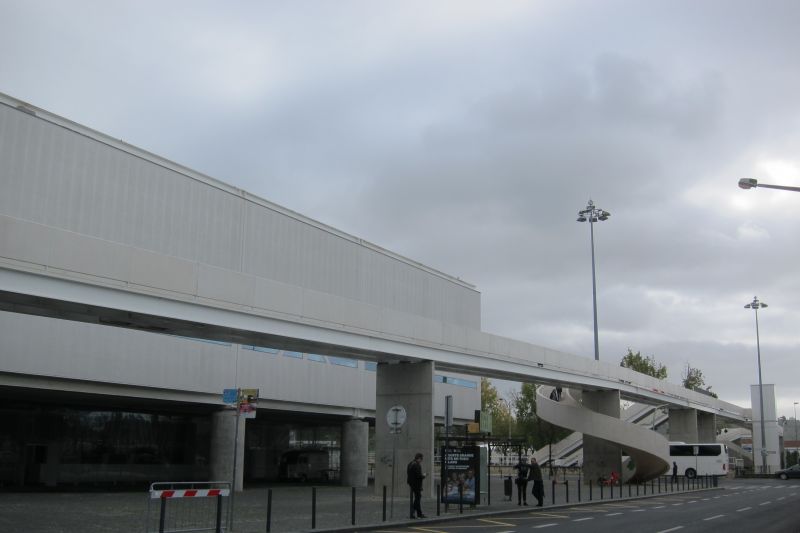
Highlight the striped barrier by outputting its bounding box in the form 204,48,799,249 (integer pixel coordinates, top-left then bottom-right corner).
146,482,231,533
151,488,230,499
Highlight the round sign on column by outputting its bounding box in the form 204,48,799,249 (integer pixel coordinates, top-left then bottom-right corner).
387,405,407,434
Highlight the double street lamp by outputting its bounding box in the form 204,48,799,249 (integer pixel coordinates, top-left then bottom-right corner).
745,296,768,474
577,200,610,361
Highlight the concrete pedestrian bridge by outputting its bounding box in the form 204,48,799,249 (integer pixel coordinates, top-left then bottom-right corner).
0,92,747,492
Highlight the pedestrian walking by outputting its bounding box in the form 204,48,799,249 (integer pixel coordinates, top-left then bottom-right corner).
407,452,426,519
530,457,544,507
513,457,530,505
671,461,678,483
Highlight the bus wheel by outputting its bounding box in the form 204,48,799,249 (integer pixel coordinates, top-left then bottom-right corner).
685,468,696,479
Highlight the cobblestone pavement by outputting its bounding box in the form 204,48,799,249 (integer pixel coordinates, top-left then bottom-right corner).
0,474,721,533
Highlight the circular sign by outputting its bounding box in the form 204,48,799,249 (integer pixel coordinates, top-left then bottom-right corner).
387,405,407,431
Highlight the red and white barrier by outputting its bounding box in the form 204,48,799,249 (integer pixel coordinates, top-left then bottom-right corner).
150,488,230,499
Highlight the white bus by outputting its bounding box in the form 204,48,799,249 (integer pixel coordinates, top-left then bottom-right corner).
669,442,728,478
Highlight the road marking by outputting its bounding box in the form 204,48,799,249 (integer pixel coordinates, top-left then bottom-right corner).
632,509,646,512
606,512,622,516
671,503,683,506
703,514,725,521
777,497,785,501
477,518,514,526
759,501,771,505
687,500,698,504
533,524,558,529
655,527,684,533
573,517,594,522
736,507,751,512
531,513,570,519
653,505,666,509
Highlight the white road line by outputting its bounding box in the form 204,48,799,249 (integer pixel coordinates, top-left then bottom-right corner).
687,500,698,504
671,503,683,506
703,514,725,521
778,497,785,500
759,501,771,506
655,527,684,533
606,512,622,516
573,517,594,522
653,505,666,509
632,509,646,512
534,524,558,529
736,507,752,512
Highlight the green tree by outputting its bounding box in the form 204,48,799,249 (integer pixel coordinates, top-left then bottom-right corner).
620,348,667,380
682,363,705,390
481,378,513,438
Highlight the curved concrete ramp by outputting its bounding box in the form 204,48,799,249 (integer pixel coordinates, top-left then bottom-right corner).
537,386,670,482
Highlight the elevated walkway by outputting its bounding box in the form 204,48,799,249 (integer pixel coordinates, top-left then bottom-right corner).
537,386,670,482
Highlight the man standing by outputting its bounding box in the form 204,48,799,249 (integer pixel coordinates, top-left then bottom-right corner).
513,457,530,505
407,452,426,519
530,457,544,507
672,461,678,483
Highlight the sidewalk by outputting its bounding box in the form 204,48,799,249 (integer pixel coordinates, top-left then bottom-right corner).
0,474,719,533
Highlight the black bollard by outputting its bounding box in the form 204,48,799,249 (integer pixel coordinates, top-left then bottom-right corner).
628,482,631,498
651,479,654,494
311,487,316,530
459,484,464,514
589,478,593,501
658,476,661,493
159,495,167,533
578,477,581,502
552,479,556,505
266,489,272,532
215,494,223,533
565,480,569,503
351,487,356,526
436,483,440,516
600,481,604,500
382,486,387,522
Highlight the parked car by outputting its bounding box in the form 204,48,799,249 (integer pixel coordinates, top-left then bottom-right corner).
775,464,800,480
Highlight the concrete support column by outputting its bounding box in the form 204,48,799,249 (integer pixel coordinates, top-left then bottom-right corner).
582,390,621,483
668,408,699,443
374,361,434,498
210,410,245,491
341,418,369,487
697,412,716,443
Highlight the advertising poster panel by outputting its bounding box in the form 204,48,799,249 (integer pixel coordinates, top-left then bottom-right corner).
441,446,480,504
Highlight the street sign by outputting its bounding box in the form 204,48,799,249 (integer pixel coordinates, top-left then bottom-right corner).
387,405,407,434
223,388,238,405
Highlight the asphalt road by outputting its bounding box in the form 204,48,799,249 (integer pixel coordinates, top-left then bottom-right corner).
359,479,800,533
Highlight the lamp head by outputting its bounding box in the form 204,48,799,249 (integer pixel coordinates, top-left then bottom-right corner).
739,178,758,190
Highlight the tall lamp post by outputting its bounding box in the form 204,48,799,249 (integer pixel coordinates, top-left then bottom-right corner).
745,296,768,474
739,178,800,193
794,402,798,465
577,200,610,361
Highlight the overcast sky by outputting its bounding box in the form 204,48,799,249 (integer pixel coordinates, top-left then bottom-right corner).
2,0,799,418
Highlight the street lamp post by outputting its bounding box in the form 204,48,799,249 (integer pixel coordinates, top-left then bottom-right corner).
739,178,800,192
577,200,610,361
745,296,769,474
794,402,798,465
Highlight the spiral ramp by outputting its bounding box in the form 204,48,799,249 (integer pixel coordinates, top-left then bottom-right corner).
537,386,670,482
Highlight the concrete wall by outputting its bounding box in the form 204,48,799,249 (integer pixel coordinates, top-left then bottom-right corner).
0,310,480,419
0,96,480,335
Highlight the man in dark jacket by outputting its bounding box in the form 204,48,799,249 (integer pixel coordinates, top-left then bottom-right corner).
530,457,544,507
513,457,530,505
406,452,426,519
